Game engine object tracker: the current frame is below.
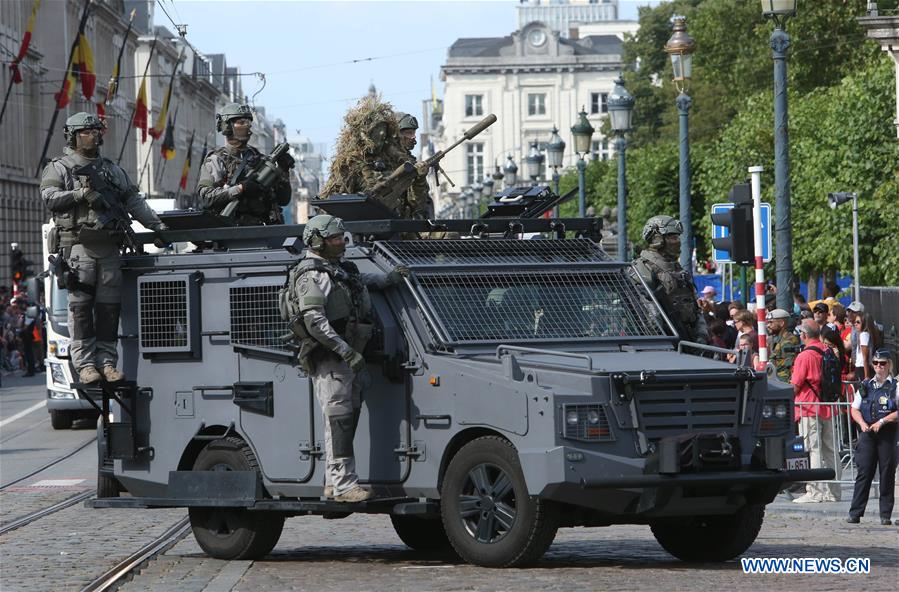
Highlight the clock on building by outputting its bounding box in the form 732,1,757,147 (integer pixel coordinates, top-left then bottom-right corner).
528,28,547,48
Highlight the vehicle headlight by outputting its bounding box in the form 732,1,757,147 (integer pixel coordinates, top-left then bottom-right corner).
49,362,68,386
586,409,601,425
761,404,774,419
774,404,788,419
566,410,579,426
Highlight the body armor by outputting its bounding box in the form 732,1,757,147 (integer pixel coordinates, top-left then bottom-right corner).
636,248,699,326
858,378,897,425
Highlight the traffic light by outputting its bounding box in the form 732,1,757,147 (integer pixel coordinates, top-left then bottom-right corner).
9,243,33,285
710,183,754,265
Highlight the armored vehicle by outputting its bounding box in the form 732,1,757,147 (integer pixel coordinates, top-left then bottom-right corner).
84,209,831,567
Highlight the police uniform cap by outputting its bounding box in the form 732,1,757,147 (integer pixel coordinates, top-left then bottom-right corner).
872,348,891,362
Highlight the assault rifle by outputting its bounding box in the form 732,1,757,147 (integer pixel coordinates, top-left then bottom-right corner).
72,163,140,253
221,142,295,219
367,114,497,206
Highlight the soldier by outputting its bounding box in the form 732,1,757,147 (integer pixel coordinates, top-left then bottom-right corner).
766,308,799,382
40,112,166,383
633,215,708,344
394,112,433,219
319,95,409,214
197,103,291,225
284,214,408,502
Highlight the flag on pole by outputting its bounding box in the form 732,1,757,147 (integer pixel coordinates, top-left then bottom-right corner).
54,39,79,109
149,51,182,140
10,0,41,84
107,8,136,101
160,115,176,160
75,34,96,99
133,74,149,142
179,131,195,190
196,136,208,179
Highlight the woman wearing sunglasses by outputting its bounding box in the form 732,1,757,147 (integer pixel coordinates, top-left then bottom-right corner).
846,348,897,526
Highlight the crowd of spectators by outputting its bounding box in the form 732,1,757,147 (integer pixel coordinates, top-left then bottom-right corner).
1,285,45,379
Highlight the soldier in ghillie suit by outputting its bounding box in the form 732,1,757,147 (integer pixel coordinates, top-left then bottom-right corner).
319,95,412,216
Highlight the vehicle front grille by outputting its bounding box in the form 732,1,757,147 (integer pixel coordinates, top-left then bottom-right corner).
634,384,741,439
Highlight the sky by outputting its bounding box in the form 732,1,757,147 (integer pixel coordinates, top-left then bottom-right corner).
154,0,661,158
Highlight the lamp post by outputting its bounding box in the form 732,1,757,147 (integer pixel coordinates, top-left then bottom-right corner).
481,174,494,200
665,16,697,270
492,163,504,191
471,181,483,218
545,126,566,216
525,139,545,185
608,74,635,261
570,108,594,218
762,0,797,311
828,191,860,301
503,155,518,189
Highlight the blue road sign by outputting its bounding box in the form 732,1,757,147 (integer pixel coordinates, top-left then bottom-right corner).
711,202,771,263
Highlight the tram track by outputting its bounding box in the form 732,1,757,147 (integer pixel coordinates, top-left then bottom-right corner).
0,435,97,489
80,516,192,592
0,489,95,535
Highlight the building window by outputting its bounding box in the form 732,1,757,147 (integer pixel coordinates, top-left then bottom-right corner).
590,92,608,115
527,93,547,116
466,143,484,185
592,138,614,161
465,94,483,117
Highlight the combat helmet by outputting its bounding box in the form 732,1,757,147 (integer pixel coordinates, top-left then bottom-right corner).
396,112,419,131
642,215,683,247
303,214,346,250
63,112,105,147
216,103,253,136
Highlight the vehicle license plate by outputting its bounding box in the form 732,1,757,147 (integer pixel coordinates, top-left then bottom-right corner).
786,457,809,470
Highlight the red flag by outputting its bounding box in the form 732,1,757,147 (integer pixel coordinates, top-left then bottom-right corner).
96,101,105,119
76,34,96,100
133,75,149,142
148,82,172,140
54,39,79,109
10,0,41,84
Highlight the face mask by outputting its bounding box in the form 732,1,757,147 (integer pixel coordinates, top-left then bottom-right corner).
320,240,345,260
662,237,680,257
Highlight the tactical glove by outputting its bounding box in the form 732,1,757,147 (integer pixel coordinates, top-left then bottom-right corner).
387,265,410,285
82,189,106,210
342,349,366,373
151,223,170,249
240,179,263,198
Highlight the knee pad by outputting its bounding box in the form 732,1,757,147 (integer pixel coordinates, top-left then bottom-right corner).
94,303,121,342
329,413,355,459
70,303,95,340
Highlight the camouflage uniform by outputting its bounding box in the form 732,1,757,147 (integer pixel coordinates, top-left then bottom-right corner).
769,330,800,382
394,112,433,219
197,145,291,225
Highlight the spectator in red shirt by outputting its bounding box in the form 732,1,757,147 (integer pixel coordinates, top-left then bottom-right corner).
791,320,842,503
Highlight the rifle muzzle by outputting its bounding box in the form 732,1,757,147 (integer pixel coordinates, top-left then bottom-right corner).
464,114,497,139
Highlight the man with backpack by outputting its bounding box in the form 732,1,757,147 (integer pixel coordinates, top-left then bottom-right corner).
791,320,842,503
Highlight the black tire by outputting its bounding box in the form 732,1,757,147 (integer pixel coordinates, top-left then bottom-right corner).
50,410,72,430
440,436,559,567
188,436,284,560
97,469,120,498
650,504,765,562
390,514,455,553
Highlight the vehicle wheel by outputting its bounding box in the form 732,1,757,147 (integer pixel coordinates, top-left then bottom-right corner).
50,410,72,430
390,514,455,553
650,504,765,562
97,469,121,498
188,436,284,560
440,436,559,567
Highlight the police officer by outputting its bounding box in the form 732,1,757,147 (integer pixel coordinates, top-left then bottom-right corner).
394,112,433,219
197,103,291,225
287,215,408,502
767,308,799,382
40,112,166,383
633,215,708,344
847,348,897,525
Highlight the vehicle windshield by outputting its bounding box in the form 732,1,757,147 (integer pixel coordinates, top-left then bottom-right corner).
415,270,667,344
51,282,69,317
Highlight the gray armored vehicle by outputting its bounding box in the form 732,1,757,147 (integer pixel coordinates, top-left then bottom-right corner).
84,204,830,568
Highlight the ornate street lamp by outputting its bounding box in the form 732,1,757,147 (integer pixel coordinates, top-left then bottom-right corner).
761,0,797,311
665,15,697,269
608,74,635,261
492,163,505,188
481,174,494,199
570,108,594,217
503,155,518,188
545,126,566,216
525,139,545,184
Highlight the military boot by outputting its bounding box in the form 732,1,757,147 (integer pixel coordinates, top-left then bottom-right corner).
102,365,125,382
323,486,334,498
79,365,101,384
333,485,372,503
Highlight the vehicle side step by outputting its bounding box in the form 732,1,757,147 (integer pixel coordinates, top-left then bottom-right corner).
87,496,439,515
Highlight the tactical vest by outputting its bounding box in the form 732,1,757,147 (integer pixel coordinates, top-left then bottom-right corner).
637,249,699,325
279,256,373,353
858,378,897,424
211,147,278,223
48,155,127,244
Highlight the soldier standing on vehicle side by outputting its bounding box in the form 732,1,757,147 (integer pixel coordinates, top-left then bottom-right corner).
394,112,433,219
284,214,408,502
40,112,167,383
633,215,708,344
197,103,291,225
767,308,799,382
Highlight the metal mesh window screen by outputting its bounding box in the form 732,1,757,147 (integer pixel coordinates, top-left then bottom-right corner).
415,270,665,343
139,279,190,351
230,285,291,352
374,239,609,266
